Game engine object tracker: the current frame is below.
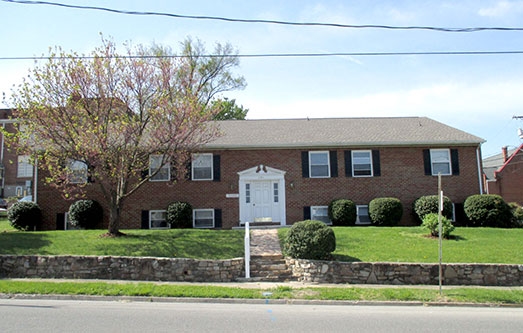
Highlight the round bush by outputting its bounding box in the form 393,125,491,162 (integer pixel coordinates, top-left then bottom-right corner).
414,195,453,223
166,201,193,228
328,199,356,226
68,200,103,229
369,197,403,226
283,220,336,260
509,202,523,228
422,213,455,238
7,201,42,231
464,194,513,227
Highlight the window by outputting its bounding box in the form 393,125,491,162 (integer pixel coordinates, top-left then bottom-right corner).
311,206,331,225
352,151,372,177
68,159,88,184
309,151,330,178
193,209,215,228
192,153,213,180
17,155,33,178
149,210,168,229
273,183,279,203
245,184,251,203
356,205,371,225
430,149,451,176
149,155,170,181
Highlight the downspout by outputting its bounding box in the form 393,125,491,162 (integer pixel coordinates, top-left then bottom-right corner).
33,158,38,203
476,145,484,194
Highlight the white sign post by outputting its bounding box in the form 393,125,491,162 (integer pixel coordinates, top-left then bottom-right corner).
438,173,443,296
245,222,250,279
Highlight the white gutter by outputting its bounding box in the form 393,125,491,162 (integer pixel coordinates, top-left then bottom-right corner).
476,146,484,194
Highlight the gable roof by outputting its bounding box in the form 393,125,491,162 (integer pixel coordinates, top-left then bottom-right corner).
484,144,523,180
206,117,484,149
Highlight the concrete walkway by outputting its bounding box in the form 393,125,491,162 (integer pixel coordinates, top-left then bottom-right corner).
249,229,283,257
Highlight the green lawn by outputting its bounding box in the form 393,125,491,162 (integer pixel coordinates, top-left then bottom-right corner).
279,226,523,264
2,217,523,263
0,219,244,259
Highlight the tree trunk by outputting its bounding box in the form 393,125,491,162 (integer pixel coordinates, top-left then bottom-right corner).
107,196,124,236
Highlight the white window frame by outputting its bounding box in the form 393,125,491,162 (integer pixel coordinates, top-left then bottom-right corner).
311,206,331,225
149,210,169,229
192,153,213,181
67,159,88,184
356,205,372,225
149,155,170,182
193,209,215,228
352,150,373,177
17,155,33,178
309,151,330,178
430,149,452,176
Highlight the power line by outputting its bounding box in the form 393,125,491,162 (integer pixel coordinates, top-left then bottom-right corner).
1,50,523,61
3,0,523,33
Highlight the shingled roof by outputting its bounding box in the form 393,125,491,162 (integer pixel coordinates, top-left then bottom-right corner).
206,117,484,149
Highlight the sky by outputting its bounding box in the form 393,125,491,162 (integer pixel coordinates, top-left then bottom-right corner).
1,0,523,158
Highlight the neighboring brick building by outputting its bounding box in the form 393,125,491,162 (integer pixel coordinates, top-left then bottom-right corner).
31,117,484,230
0,109,35,200
484,144,523,205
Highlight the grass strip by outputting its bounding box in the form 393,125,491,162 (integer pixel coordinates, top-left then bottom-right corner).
1,280,522,305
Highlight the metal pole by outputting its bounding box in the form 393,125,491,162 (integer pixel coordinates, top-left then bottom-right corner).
438,173,443,296
245,222,250,279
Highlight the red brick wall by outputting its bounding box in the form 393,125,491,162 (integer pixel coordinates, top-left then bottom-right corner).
37,145,483,230
487,150,523,205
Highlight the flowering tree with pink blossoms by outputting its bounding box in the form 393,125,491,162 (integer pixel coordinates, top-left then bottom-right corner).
6,37,245,236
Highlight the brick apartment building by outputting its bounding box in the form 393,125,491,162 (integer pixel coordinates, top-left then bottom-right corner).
1,114,485,230
484,144,523,205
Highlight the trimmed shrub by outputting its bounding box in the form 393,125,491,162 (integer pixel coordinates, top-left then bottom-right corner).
7,201,42,231
166,201,193,228
464,194,513,227
369,197,403,226
328,199,356,226
68,200,103,229
509,202,523,228
283,220,336,260
414,195,453,223
422,213,455,238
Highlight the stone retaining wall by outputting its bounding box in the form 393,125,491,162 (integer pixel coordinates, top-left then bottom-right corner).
0,255,244,282
286,259,523,286
2,255,523,286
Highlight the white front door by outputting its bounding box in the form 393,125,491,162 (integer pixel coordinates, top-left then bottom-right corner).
249,181,274,221
238,165,286,225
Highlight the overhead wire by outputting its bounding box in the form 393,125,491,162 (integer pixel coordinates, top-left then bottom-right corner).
2,0,523,33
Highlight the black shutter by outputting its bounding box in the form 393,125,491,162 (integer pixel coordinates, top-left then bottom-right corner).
372,150,381,177
214,209,222,228
423,149,432,175
141,210,149,229
213,155,221,182
329,151,338,177
303,206,311,220
301,151,309,178
56,213,65,230
344,150,352,177
451,149,460,175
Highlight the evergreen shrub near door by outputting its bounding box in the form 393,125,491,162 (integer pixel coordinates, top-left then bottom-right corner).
68,200,103,229
369,197,403,226
328,199,356,226
167,201,193,228
283,220,336,260
7,201,42,231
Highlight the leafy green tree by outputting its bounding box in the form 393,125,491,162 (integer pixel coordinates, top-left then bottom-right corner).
6,37,245,236
212,98,249,120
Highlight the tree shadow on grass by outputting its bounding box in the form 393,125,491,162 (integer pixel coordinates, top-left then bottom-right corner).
0,232,52,255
